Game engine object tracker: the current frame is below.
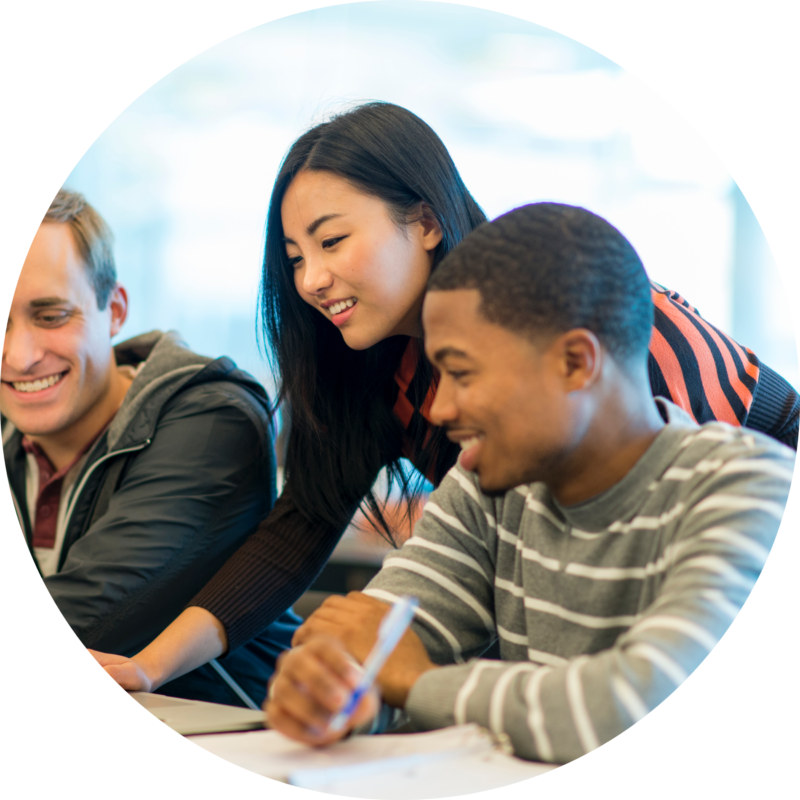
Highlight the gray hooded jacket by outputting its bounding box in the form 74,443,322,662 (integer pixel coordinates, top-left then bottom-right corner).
4,330,298,706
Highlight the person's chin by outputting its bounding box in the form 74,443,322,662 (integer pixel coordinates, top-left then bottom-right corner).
475,468,509,496
1,402,69,437
475,462,529,496
339,328,380,351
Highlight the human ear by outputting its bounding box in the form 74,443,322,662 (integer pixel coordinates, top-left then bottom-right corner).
418,204,444,252
559,329,602,391
108,284,128,337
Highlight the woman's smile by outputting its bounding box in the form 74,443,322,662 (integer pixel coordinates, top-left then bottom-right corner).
326,298,358,326
321,296,357,316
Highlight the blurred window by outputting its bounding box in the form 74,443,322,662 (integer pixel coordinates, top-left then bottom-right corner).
63,2,798,565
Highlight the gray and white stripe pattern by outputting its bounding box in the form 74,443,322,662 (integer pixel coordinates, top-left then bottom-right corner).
365,400,793,763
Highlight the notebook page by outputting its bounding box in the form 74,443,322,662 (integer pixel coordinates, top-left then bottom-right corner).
290,746,557,798
189,723,494,781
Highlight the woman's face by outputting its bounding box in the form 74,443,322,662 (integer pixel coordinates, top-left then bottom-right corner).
281,170,442,351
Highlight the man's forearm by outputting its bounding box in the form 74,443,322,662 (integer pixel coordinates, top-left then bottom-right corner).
130,606,229,690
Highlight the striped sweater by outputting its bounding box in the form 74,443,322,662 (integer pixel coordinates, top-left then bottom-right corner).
364,400,794,763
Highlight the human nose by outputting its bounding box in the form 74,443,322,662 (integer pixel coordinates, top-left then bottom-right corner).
430,376,458,427
300,253,334,296
3,322,44,374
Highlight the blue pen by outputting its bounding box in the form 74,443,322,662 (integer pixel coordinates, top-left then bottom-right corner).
328,595,419,733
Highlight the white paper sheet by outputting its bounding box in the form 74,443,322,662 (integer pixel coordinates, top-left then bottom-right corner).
189,724,556,798
291,747,556,798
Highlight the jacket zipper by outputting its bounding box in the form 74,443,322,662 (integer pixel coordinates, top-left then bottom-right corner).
60,439,152,537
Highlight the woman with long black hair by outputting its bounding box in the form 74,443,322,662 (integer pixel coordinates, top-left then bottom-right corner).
93,102,798,699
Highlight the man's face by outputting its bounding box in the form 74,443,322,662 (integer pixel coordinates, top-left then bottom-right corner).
423,288,574,493
1,222,122,439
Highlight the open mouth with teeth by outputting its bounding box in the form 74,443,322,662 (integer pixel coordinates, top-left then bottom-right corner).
329,298,356,316
327,298,357,327
8,371,68,394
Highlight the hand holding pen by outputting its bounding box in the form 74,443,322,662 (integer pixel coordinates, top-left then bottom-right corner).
328,595,419,733
267,592,435,746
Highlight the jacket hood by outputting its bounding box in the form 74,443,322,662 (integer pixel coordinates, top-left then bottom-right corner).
108,330,271,451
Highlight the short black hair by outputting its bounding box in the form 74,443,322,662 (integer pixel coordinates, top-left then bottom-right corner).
428,202,653,368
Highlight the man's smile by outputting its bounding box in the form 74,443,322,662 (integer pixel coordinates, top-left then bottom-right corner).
445,430,485,472
4,370,68,394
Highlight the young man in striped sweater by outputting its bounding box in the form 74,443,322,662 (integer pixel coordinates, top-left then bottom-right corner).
265,203,794,763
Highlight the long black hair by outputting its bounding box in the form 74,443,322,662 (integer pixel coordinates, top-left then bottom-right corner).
260,102,487,540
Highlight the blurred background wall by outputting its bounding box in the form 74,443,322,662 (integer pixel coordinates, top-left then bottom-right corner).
63,1,798,400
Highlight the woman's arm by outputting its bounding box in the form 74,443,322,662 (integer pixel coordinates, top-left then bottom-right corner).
90,607,227,691
190,480,360,653
744,362,799,448
93,481,357,692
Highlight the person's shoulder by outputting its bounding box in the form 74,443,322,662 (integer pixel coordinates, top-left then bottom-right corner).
106,332,272,453
676,416,795,465
664,414,795,508
163,373,272,432
657,397,789,460
131,331,269,417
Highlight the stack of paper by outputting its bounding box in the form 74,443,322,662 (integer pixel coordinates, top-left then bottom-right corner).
190,724,556,798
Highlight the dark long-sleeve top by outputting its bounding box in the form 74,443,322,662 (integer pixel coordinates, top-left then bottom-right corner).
191,283,799,653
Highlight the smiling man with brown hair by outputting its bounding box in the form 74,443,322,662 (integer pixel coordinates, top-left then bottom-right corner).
2,189,299,707
3,192,131,484
266,202,794,762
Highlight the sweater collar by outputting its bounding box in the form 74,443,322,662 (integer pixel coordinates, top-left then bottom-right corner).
549,399,698,533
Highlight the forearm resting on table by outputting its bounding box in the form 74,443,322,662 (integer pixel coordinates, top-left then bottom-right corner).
96,607,228,692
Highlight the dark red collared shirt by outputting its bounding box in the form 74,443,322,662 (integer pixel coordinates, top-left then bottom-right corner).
23,435,100,549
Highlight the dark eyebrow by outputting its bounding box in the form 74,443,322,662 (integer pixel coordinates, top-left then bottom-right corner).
29,297,70,308
433,346,471,362
283,213,343,245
